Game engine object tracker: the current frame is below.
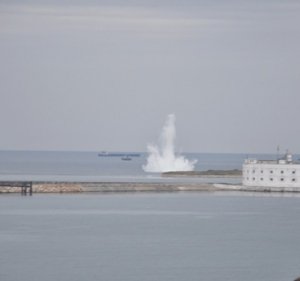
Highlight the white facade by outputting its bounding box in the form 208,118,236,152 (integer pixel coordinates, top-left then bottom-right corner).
243,157,300,188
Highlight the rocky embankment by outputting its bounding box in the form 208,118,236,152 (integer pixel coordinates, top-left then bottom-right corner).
162,169,242,177
0,182,82,193
1,181,300,193
0,182,218,193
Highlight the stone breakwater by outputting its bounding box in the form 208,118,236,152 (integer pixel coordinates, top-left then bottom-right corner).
0,182,218,193
33,183,83,193
0,182,82,193
1,181,300,194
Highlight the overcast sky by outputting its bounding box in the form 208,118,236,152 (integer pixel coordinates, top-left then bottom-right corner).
1,0,300,153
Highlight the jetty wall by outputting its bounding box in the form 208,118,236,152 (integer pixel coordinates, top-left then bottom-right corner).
0,182,217,193
1,181,300,194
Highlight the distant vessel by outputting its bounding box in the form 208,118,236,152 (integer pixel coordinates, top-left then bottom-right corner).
243,151,300,189
98,152,140,157
121,155,132,161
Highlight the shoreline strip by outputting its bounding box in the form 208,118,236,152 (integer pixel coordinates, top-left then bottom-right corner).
1,181,300,193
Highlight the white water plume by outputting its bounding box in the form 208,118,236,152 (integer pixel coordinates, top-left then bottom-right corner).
143,114,197,173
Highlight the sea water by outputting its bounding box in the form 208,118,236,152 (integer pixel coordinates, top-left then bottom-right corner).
0,192,300,281
0,150,290,183
1,151,300,281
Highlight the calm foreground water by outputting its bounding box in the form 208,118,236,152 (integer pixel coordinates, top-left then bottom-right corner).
1,192,300,281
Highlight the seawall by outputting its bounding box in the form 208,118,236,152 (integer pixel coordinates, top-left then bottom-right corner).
0,182,218,193
1,181,300,193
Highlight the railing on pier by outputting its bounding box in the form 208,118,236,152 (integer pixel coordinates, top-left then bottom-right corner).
0,181,33,195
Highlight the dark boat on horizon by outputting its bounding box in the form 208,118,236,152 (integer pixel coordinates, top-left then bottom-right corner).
121,155,132,161
98,152,141,158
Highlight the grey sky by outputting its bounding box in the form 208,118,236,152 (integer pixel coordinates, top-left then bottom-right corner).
1,0,300,153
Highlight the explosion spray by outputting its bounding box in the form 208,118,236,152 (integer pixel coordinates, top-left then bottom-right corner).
143,114,197,172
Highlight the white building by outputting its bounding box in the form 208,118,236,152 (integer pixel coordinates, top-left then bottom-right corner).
243,152,300,188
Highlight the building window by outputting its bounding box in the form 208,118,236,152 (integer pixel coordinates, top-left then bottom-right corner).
252,170,255,173
260,178,263,181
261,170,264,173
247,170,249,174
292,170,296,174
270,178,273,181
247,177,249,180
270,170,273,174
281,170,284,174
252,177,255,181
292,178,296,182
280,178,284,182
